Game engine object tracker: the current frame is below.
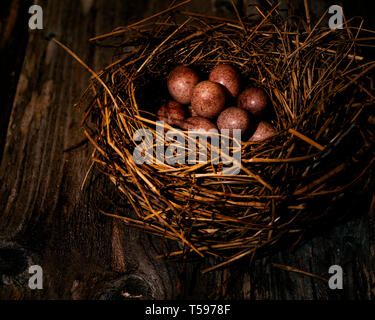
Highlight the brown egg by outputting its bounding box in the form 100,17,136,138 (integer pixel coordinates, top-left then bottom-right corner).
182,116,218,132
191,81,226,118
217,107,251,136
209,64,241,99
237,87,268,116
248,121,276,142
167,66,199,104
157,100,186,127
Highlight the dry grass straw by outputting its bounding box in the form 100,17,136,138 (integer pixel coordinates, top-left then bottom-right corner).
72,1,375,272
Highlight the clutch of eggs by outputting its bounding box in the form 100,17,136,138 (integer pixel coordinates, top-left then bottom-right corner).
156,64,276,141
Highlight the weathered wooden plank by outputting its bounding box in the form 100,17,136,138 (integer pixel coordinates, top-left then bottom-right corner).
0,0,186,300
0,0,374,300
0,0,32,160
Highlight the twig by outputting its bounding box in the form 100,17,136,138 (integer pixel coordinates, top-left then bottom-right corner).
273,263,328,282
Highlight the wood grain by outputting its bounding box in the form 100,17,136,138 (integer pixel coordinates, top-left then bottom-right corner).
0,0,374,300
0,0,32,160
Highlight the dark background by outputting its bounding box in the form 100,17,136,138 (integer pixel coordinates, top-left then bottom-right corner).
0,0,374,300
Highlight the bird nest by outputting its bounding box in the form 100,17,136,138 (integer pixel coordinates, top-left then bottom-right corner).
74,3,375,272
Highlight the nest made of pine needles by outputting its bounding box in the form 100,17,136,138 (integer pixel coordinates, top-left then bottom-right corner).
72,2,375,272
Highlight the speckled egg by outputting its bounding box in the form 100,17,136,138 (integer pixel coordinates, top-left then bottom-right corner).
167,66,199,104
248,121,276,142
237,87,268,116
217,107,252,136
182,116,218,132
209,64,241,99
191,81,226,118
157,100,186,127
